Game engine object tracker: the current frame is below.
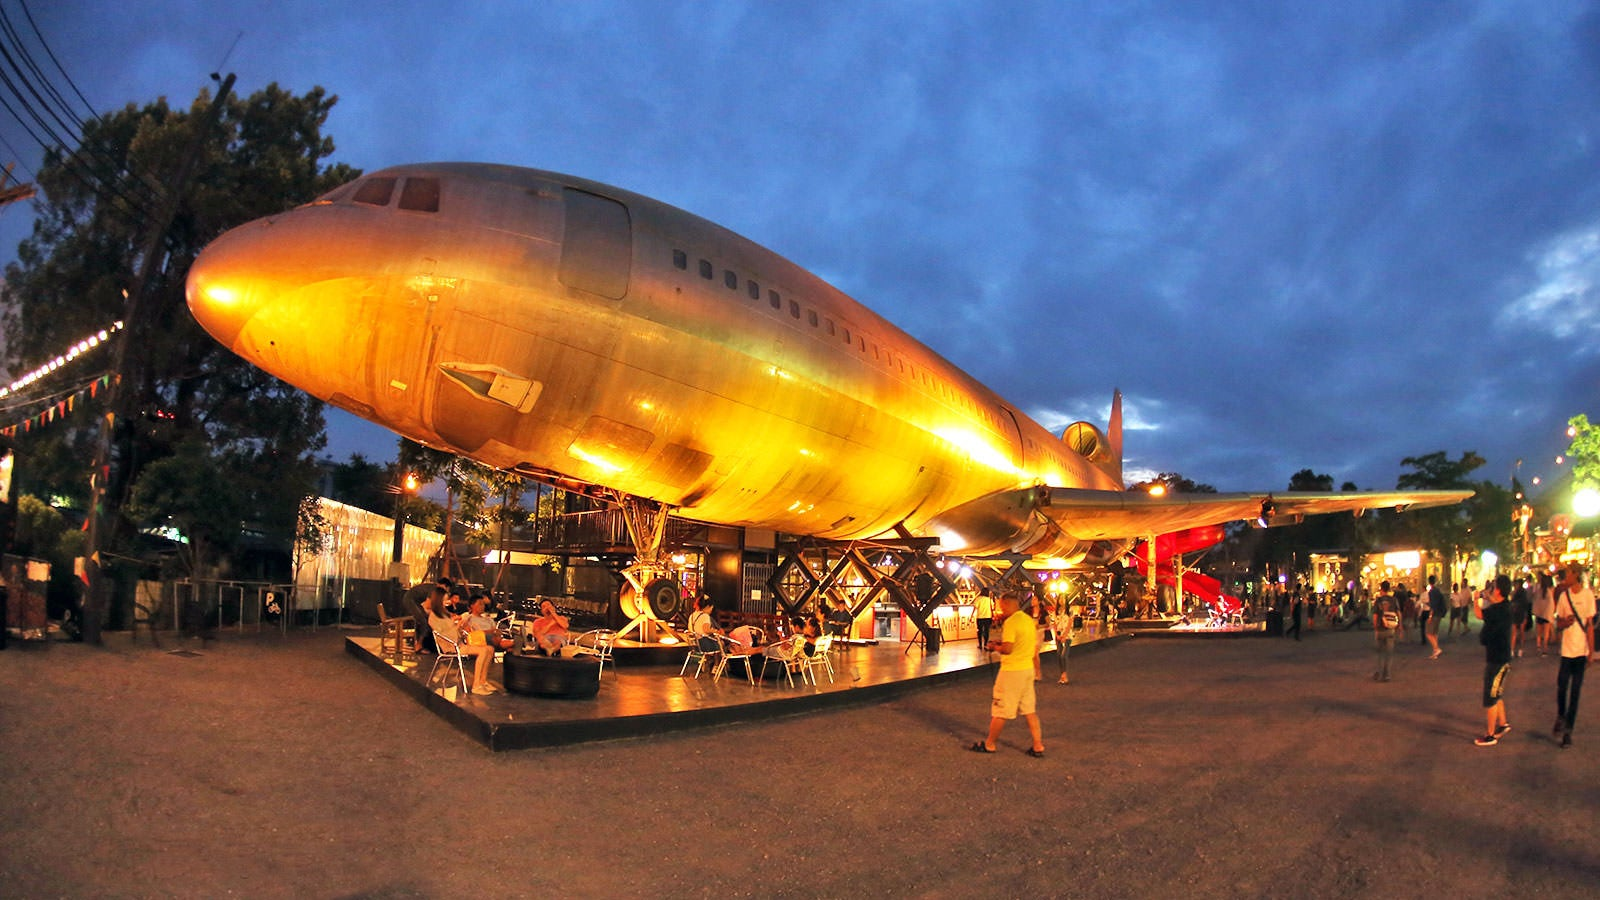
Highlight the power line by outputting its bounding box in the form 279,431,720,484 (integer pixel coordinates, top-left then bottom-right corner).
18,0,97,122
0,1,168,227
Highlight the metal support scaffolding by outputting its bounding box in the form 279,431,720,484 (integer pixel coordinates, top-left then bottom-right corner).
767,537,956,646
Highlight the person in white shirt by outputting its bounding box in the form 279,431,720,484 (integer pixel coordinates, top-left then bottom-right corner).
1552,565,1596,749
1448,582,1473,637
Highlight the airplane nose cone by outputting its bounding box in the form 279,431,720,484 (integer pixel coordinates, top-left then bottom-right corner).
186,219,278,350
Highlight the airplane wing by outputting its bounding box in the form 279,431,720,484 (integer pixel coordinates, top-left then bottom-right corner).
923,486,1474,556
1037,487,1473,540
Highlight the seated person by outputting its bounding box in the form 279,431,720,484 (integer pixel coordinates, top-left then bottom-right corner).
425,590,498,695
762,631,808,669
727,624,765,655
528,600,571,656
462,592,513,651
794,616,820,656
687,595,722,651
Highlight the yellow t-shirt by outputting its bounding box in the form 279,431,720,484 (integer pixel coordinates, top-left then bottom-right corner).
999,611,1037,672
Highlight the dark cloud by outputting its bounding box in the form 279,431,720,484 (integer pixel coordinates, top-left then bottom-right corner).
7,0,1597,496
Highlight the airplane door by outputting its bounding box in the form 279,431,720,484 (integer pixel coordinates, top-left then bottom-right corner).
999,406,1027,471
559,189,631,299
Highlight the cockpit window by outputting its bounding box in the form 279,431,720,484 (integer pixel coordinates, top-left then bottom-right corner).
352,177,397,206
399,177,440,212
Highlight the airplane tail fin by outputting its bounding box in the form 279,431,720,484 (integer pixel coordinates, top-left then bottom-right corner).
1107,389,1123,486
1060,389,1124,486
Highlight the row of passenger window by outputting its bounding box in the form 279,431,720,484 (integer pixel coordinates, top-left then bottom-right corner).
673,249,859,346
671,247,1006,433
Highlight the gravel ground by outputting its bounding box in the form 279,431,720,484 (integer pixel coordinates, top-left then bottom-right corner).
1,624,1596,898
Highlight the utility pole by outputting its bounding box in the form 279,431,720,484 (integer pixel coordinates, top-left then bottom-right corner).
81,74,235,644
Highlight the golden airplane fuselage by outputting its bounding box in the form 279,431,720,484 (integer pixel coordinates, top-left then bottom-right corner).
187,163,1121,557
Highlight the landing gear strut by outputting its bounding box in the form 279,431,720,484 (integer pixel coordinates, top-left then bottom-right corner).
614,496,681,641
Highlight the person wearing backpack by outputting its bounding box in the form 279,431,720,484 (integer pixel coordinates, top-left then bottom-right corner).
1373,581,1403,682
1552,564,1596,749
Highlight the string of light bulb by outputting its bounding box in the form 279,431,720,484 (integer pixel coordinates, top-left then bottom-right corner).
0,320,124,401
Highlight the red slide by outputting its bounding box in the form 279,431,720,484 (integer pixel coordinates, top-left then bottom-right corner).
1127,526,1243,617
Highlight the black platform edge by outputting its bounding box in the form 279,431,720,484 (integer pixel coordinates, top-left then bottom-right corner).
347,633,1134,752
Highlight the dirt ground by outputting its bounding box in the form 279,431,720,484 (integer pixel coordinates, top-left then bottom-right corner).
2,623,1597,898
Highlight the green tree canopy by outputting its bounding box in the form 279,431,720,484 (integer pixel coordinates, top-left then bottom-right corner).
1394,450,1485,570
0,82,358,576
1129,472,1217,494
1566,414,1600,489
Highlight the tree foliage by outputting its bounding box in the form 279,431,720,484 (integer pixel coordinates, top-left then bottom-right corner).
1393,450,1483,566
0,83,358,575
1128,472,1216,494
1566,414,1600,489
327,453,397,515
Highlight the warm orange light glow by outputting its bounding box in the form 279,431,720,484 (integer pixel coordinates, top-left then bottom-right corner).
932,427,1020,477
403,472,420,492
1382,551,1421,569
568,446,625,473
1148,484,1167,497
199,283,239,306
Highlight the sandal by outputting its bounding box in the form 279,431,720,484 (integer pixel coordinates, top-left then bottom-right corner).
1025,747,1045,758
969,741,996,753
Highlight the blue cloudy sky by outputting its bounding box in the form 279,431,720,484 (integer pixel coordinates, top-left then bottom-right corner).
9,1,1600,495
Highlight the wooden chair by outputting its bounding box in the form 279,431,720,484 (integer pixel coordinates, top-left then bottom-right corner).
377,603,418,665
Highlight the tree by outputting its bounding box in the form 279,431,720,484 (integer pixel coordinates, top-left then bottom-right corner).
398,439,502,584
327,453,395,514
1395,450,1484,574
1566,414,1600,490
1255,469,1344,582
1128,472,1217,494
124,440,245,575
291,494,331,604
0,84,358,601
11,493,87,617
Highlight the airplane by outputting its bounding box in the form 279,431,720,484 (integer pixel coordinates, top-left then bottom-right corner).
185,162,1470,623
